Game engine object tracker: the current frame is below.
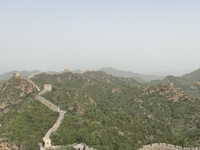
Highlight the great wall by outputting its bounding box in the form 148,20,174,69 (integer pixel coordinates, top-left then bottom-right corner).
13,72,94,150
35,84,66,149
6,72,200,150
138,143,200,150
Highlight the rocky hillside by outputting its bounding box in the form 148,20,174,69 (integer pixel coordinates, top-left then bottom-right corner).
0,70,200,150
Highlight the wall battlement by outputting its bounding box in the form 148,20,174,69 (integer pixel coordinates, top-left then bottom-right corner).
138,143,200,150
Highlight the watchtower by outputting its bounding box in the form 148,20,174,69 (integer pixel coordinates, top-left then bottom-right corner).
13,72,20,78
44,84,52,92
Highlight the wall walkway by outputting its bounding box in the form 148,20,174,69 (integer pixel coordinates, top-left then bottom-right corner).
35,95,60,112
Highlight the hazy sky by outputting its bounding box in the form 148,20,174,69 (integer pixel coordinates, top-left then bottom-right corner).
0,0,200,75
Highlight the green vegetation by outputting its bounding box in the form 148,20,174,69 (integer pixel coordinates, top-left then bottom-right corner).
0,97,58,149
1,70,200,149
33,71,200,149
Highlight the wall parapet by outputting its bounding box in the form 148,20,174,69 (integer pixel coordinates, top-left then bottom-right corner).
138,143,200,150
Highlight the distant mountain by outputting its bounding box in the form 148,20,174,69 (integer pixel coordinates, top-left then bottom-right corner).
99,67,165,83
0,70,40,81
182,68,200,83
72,69,82,73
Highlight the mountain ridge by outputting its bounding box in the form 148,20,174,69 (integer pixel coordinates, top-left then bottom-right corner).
181,68,200,83
99,67,165,83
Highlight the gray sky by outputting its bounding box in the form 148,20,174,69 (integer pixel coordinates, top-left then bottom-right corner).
0,0,200,75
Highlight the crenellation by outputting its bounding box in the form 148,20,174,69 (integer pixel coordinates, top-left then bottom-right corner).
143,145,151,148
152,143,159,147
160,143,167,147
175,146,183,150
139,144,200,150
167,144,175,148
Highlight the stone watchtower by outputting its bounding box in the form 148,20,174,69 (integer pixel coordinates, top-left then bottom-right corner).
13,72,20,78
64,69,70,72
44,84,52,92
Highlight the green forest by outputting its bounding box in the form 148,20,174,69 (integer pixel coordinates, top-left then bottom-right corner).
0,70,200,149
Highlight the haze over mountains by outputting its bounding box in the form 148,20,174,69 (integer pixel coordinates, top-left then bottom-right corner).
0,67,195,84
99,67,165,83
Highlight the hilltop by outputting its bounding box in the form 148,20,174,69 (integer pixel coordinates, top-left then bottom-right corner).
99,67,165,83
0,70,40,81
0,69,200,149
182,68,200,83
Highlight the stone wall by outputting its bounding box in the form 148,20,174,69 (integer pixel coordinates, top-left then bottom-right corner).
42,110,66,148
28,72,43,79
35,84,67,149
35,95,60,112
138,143,200,150
19,76,40,91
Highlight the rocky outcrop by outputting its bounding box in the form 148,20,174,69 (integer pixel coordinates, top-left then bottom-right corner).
142,82,184,101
